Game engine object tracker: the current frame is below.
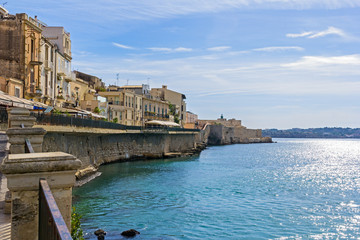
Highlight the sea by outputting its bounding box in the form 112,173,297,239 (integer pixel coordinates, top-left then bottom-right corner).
73,138,360,239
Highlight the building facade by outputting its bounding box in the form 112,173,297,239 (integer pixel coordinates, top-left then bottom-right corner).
150,85,186,125
0,12,43,99
39,36,56,105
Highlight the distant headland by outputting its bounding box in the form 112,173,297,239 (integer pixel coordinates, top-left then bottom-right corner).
262,127,360,139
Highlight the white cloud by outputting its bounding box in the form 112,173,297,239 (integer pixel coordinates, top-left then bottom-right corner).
174,47,193,52
147,47,173,52
283,54,360,68
26,0,360,22
207,46,231,52
253,46,304,52
286,31,314,38
286,27,347,39
308,26,346,38
148,47,193,53
112,42,135,50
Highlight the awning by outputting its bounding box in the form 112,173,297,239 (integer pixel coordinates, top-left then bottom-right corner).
145,120,181,127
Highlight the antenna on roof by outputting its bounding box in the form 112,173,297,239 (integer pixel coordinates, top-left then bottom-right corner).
126,79,129,85
116,73,119,86
2,2,7,6
147,77,150,85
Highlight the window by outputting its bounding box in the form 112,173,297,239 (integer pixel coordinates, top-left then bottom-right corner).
45,45,49,68
50,71,53,88
15,87,20,98
145,105,147,112
45,74,48,95
31,39,35,61
149,104,151,112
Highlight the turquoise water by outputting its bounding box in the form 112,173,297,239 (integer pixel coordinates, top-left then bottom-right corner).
73,138,360,239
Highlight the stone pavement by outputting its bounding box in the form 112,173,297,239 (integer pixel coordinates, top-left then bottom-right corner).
0,131,10,240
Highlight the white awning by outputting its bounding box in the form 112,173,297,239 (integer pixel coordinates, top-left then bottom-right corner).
145,120,180,127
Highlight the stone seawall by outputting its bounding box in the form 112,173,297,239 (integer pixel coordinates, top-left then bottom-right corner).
40,127,202,169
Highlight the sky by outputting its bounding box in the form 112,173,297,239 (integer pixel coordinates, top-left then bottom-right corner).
4,0,360,129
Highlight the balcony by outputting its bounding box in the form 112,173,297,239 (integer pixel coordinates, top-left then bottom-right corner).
44,61,53,72
144,111,170,121
30,60,43,65
64,72,76,82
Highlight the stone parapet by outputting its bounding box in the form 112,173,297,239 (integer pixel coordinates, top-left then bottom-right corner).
0,152,81,240
6,128,46,153
7,108,36,128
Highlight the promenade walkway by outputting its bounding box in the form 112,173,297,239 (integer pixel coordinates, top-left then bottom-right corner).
0,132,10,240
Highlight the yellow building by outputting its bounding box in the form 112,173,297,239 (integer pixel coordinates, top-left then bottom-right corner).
71,77,88,107
0,12,43,100
150,85,186,126
142,96,170,123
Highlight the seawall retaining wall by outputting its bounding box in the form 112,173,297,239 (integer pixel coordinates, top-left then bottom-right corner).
41,128,201,169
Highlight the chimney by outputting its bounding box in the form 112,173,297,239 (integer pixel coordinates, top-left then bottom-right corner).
162,85,167,89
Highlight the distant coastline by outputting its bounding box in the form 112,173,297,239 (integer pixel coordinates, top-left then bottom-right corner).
262,127,360,139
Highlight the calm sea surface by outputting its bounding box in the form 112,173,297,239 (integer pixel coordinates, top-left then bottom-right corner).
73,138,360,239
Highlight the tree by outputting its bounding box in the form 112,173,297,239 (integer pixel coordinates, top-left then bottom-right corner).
93,107,100,114
113,117,118,123
71,207,84,240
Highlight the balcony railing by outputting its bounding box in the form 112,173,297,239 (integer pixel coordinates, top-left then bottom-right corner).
144,111,169,119
39,179,72,240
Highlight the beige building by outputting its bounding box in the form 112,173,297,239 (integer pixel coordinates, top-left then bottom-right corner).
150,85,186,125
184,111,198,129
42,26,75,108
0,12,43,100
142,96,170,123
39,36,56,105
99,89,139,125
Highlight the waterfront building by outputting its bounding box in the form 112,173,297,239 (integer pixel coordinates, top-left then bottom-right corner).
119,84,151,97
42,27,76,108
0,11,43,100
39,36,56,105
74,71,105,91
184,111,198,129
150,85,186,126
142,96,170,123
99,89,138,125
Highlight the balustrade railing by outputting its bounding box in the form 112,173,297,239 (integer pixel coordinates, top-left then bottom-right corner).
39,179,72,240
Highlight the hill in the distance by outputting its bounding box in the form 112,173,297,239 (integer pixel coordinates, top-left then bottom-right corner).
262,127,360,138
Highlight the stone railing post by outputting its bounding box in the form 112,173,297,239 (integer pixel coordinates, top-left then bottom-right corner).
1,107,81,239
0,152,81,240
6,108,46,154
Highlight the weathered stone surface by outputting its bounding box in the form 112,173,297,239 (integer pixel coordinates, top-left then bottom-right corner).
94,229,106,240
121,229,140,237
75,165,97,180
7,108,35,128
0,151,81,239
6,127,46,154
1,152,81,175
7,108,30,116
42,131,198,167
206,124,271,145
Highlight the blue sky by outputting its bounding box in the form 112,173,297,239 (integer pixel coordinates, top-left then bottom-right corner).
5,0,360,129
